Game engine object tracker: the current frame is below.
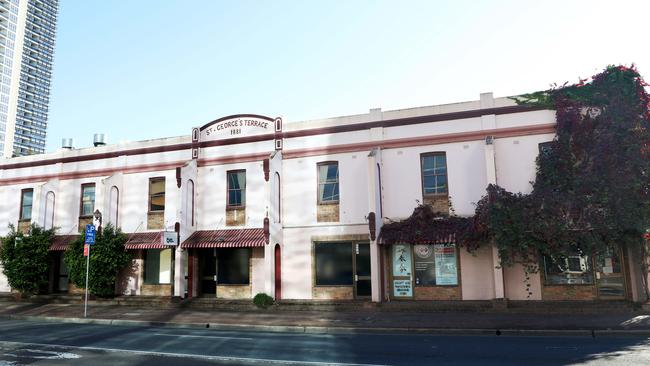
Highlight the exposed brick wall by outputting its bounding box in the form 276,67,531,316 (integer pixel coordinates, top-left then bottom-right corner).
423,195,449,215
317,203,339,222
217,285,251,299
147,212,164,230
542,285,597,300
141,284,172,296
313,286,354,300
17,220,30,234
78,217,93,233
226,208,246,226
414,286,461,300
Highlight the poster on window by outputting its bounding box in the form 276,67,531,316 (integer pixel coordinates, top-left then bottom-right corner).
434,243,458,285
393,279,413,297
414,244,436,285
392,244,412,298
392,244,412,277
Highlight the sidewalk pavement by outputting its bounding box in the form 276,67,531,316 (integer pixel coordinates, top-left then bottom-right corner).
1,300,650,336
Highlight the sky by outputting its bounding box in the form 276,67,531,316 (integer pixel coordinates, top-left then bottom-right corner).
45,0,650,152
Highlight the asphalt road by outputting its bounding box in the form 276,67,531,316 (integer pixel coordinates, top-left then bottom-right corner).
0,319,649,365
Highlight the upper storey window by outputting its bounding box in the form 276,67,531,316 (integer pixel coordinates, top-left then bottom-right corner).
227,170,246,208
318,162,339,204
421,153,448,196
20,188,33,221
80,183,95,217
149,178,166,212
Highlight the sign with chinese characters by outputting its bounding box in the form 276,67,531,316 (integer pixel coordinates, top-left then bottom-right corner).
392,244,412,276
434,243,458,285
392,244,413,298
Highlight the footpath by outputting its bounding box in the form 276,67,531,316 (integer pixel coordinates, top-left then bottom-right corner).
1,298,650,336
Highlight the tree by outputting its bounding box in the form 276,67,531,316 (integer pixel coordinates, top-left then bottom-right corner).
64,224,132,297
0,224,56,295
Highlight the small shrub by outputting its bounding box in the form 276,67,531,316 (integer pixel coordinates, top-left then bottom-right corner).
253,293,274,308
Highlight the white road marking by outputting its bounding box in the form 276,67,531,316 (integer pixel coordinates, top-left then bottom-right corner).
5,348,81,359
0,340,389,366
153,333,254,341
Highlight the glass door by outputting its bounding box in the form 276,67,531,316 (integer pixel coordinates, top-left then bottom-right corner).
595,247,626,299
355,243,371,298
200,249,216,295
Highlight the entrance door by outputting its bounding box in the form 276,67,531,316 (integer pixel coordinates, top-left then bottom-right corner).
595,247,626,299
200,249,216,295
274,244,281,300
355,243,371,298
56,253,69,292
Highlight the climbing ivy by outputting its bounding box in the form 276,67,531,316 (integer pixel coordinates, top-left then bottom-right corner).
456,65,650,299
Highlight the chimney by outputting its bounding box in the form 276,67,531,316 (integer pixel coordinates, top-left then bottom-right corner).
93,133,107,147
61,138,74,150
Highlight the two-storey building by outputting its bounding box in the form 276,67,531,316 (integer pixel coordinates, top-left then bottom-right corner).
0,93,647,303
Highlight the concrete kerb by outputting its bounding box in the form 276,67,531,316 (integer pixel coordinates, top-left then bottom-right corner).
3,314,650,337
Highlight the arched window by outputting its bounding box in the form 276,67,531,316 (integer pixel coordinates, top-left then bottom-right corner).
108,186,119,227
273,173,281,223
44,191,55,230
187,179,195,226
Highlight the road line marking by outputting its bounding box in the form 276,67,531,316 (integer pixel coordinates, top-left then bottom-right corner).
152,333,254,341
0,340,389,366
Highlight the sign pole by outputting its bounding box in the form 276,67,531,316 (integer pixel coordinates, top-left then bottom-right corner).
84,245,90,318
83,224,96,318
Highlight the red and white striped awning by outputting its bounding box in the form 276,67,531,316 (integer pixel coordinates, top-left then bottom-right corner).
124,232,169,250
49,235,79,251
181,228,265,249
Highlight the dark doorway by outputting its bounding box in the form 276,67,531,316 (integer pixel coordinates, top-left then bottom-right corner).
274,244,281,300
199,249,216,295
355,243,371,298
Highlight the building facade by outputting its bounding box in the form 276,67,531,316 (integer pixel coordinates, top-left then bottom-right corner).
0,0,58,158
0,93,648,303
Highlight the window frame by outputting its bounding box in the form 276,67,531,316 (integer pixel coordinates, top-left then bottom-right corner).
313,241,355,287
79,183,96,218
19,188,33,221
542,253,595,286
148,177,166,213
317,161,340,205
143,248,172,285
226,170,246,209
216,248,251,285
420,152,448,198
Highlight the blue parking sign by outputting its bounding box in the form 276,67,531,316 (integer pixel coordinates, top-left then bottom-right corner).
85,224,96,245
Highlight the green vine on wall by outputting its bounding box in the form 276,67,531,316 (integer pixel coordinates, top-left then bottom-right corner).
453,65,650,299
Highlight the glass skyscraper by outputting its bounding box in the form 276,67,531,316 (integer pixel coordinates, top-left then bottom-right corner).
0,0,57,158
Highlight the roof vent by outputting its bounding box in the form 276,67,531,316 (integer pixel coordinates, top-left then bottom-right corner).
93,133,107,147
61,138,74,149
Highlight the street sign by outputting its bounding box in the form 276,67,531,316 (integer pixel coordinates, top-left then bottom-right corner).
83,244,89,257
85,224,95,245
163,231,178,246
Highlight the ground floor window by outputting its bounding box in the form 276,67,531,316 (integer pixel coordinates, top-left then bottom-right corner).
144,249,172,285
413,243,458,286
217,248,250,285
315,242,353,286
543,253,594,285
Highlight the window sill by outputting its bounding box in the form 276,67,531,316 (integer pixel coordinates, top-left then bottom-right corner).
147,211,165,214
216,283,250,286
226,206,246,211
317,201,339,206
18,219,31,223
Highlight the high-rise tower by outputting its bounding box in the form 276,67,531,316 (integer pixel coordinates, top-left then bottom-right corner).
0,0,58,157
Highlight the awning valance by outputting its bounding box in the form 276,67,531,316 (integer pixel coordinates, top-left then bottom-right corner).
181,228,265,249
49,235,79,251
124,232,169,250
